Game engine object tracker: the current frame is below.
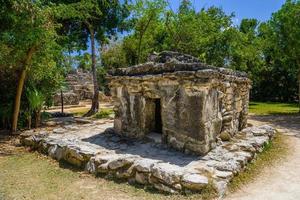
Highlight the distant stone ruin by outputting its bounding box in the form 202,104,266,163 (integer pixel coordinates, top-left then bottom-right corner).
53,69,94,106
108,51,251,155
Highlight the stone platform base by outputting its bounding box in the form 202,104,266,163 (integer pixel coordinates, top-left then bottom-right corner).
20,119,276,196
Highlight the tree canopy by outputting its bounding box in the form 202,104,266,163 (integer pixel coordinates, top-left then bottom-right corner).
52,0,130,116
0,0,63,130
103,0,300,102
1,0,300,131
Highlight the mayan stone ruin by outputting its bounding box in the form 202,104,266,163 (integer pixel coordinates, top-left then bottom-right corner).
53,69,94,106
108,51,251,155
21,51,276,196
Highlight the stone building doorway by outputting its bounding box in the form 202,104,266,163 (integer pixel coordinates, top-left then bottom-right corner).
145,98,163,143
154,99,162,133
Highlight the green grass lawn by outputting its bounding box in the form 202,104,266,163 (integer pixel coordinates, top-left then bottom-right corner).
249,102,299,115
0,148,215,200
70,107,114,119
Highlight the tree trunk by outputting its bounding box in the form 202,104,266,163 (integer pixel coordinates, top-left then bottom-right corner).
137,34,143,64
11,47,36,133
298,73,300,113
61,89,64,114
84,27,99,117
28,115,32,129
137,14,155,64
35,110,41,128
11,69,27,132
297,59,300,113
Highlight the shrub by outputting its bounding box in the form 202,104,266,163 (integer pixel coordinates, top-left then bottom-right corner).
93,109,113,119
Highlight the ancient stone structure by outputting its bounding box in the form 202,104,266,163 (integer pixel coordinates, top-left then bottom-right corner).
53,69,94,106
108,51,251,155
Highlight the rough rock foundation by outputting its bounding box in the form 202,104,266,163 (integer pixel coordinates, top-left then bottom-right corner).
21,119,276,196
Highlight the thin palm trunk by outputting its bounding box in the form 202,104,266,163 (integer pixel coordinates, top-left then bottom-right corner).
298,74,300,113
35,110,41,128
61,89,64,113
137,14,155,64
28,115,32,129
298,60,300,113
11,47,35,132
12,69,26,132
85,27,99,116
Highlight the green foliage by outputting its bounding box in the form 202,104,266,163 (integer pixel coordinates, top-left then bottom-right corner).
77,53,92,71
249,102,299,115
0,0,64,129
1,0,300,131
122,0,168,65
253,0,300,102
103,0,300,103
0,1,59,69
106,0,239,67
97,66,109,94
102,41,127,69
52,0,130,51
26,88,45,113
93,109,113,119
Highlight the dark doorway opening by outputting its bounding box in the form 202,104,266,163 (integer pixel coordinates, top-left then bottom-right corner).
145,98,162,143
154,99,162,133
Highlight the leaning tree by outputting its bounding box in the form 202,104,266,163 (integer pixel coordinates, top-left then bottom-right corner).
0,0,60,132
53,0,130,116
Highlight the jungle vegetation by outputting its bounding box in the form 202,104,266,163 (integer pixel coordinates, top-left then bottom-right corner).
1,0,300,131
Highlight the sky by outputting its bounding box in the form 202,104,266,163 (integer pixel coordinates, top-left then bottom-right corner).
169,0,286,24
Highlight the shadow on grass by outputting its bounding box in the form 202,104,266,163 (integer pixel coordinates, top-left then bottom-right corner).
58,160,84,173
95,173,218,199
95,173,174,196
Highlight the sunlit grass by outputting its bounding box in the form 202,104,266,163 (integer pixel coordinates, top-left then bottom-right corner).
249,102,299,115
93,109,114,119
70,107,114,119
0,150,217,200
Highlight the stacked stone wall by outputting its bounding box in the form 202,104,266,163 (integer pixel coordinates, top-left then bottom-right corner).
108,52,251,155
53,69,94,106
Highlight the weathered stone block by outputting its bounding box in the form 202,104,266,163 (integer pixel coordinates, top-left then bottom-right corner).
181,173,209,191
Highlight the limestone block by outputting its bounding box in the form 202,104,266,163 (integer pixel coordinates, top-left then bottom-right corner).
214,170,233,179
181,173,209,190
151,163,184,185
48,145,65,161
133,158,160,173
107,155,137,170
135,172,149,184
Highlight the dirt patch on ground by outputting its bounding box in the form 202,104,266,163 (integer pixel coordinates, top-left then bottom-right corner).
0,131,24,157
